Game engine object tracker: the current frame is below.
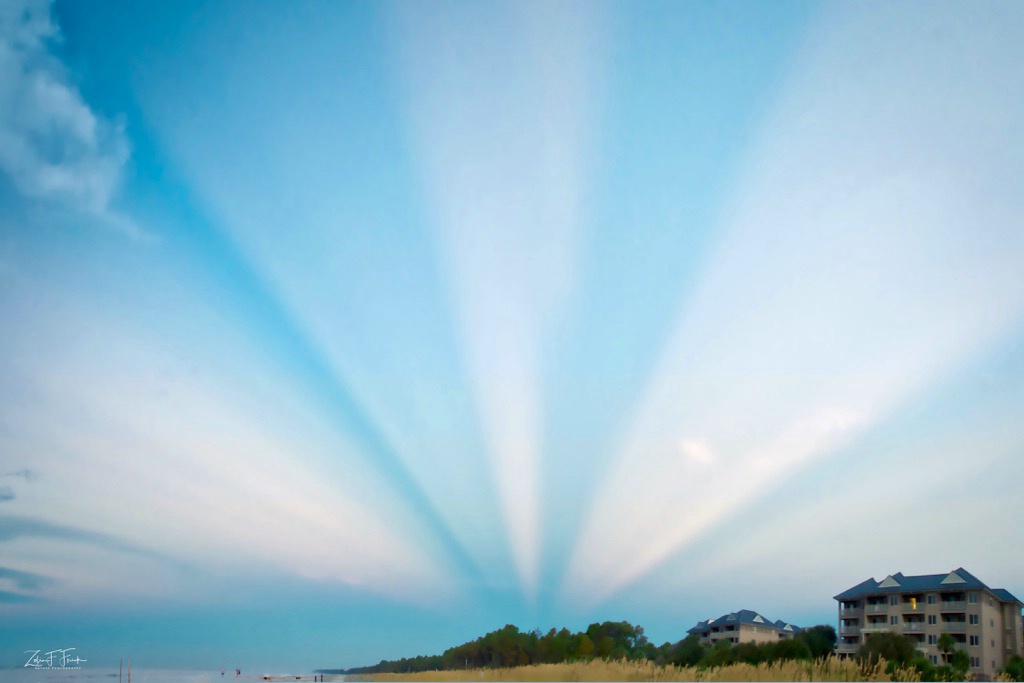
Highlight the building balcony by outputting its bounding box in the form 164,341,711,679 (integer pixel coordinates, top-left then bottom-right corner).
837,643,859,654
903,623,927,633
902,603,924,612
866,605,889,613
940,623,967,633
939,601,966,611
840,625,861,635
862,623,893,633
840,607,863,617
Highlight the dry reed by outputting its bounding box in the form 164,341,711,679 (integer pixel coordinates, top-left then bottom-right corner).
352,656,921,682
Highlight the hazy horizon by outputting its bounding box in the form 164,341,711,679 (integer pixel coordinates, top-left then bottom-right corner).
2,0,1023,673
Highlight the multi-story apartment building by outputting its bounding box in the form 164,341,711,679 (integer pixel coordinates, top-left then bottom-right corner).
688,609,802,645
834,568,1023,679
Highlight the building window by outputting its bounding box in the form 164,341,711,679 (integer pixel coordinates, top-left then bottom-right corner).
968,593,978,604
890,616,898,625
969,636,979,646
970,657,979,668
992,640,996,648
970,614,979,625
930,656,937,665
927,595,936,605
928,635,937,645
991,619,995,627
890,596,898,606
928,615,937,625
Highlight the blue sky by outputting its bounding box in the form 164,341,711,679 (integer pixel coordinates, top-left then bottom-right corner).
2,0,1024,672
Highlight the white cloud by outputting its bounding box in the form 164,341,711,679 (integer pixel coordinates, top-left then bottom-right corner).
677,439,714,466
0,0,139,238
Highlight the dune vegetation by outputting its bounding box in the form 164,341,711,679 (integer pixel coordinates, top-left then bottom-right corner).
350,656,924,682
339,622,1024,682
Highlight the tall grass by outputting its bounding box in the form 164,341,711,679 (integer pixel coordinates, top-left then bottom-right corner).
352,656,922,682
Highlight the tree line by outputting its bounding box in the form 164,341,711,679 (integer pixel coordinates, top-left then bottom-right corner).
337,621,1024,682
857,631,1024,682
340,621,838,675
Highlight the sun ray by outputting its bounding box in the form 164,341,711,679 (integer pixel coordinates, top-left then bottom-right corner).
391,1,606,600
563,0,1024,608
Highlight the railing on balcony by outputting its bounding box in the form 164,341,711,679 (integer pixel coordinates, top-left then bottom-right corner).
903,623,926,633
840,607,864,617
939,601,966,611
837,643,859,653
840,625,861,635
866,605,889,613
862,623,893,632
902,603,924,612
940,622,967,633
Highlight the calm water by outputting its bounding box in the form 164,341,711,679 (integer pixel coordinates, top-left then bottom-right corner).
0,671,345,683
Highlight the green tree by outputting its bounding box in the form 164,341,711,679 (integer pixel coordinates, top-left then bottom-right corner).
584,621,648,658
948,649,969,678
908,652,935,681
700,638,736,668
575,634,595,660
1004,654,1024,681
937,632,955,665
795,625,837,659
857,632,917,666
670,634,706,667
547,628,572,663
772,638,812,662
733,642,766,665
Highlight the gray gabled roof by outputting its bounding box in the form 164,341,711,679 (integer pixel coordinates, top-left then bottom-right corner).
992,588,1023,604
834,568,1021,604
688,609,802,635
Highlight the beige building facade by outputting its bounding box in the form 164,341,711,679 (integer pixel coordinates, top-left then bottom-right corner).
834,568,1023,680
688,609,801,645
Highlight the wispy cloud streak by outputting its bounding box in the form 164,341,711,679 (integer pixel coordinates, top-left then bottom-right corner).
0,252,458,606
0,0,140,239
565,0,1024,606
394,1,605,599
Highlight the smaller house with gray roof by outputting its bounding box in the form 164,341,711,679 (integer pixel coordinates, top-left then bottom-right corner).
687,609,802,646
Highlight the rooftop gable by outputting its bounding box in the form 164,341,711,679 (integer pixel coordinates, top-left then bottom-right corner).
879,575,901,588
834,568,994,601
941,570,966,584
690,609,801,634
